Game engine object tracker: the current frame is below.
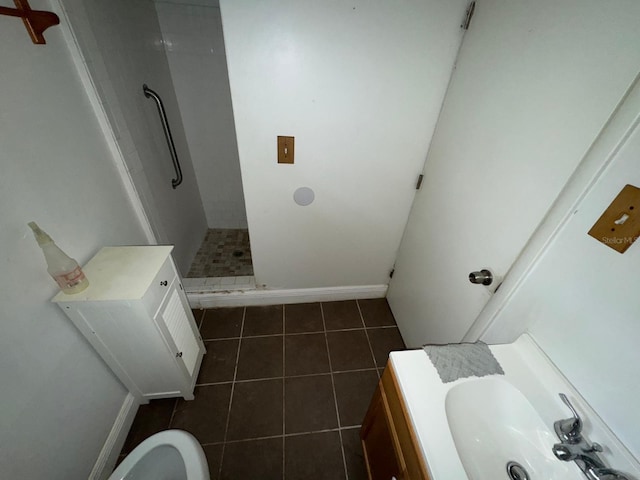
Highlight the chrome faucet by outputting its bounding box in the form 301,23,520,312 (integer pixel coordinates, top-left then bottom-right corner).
555,393,583,443
552,393,632,480
552,441,606,469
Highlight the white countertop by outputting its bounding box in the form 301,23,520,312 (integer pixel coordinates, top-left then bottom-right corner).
52,246,174,302
389,334,640,480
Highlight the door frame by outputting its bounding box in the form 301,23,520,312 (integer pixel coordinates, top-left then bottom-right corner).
464,72,640,343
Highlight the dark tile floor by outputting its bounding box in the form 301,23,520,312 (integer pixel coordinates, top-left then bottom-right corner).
187,228,253,278
119,298,406,480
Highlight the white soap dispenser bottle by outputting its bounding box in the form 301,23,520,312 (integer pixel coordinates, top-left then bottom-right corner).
28,222,89,294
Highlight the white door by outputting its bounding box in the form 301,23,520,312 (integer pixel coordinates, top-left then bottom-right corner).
387,0,640,347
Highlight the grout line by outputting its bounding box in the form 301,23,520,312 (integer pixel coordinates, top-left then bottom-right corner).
281,330,325,336
217,306,246,479
285,328,324,335
202,338,243,345
326,325,399,333
198,325,398,343
284,427,353,438
168,397,179,430
243,333,286,341
201,334,254,342
198,425,365,448
194,309,205,330
195,380,234,387
201,434,283,447
320,303,350,480
194,367,380,388
282,304,286,479
255,369,373,381
356,299,381,379
331,367,379,374
339,424,363,431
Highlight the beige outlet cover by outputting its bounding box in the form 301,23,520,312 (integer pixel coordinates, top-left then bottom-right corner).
587,184,640,253
277,136,294,164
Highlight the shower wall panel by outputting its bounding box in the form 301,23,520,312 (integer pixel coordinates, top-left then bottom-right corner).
155,1,248,229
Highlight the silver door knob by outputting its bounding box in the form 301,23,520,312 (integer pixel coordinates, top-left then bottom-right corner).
469,269,493,285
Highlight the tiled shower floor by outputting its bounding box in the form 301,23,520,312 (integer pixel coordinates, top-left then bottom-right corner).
119,299,406,480
187,228,253,278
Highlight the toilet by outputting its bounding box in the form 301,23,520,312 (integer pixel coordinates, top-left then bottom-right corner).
109,430,209,480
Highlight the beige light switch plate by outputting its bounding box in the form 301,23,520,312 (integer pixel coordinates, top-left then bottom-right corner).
587,184,640,253
277,136,294,164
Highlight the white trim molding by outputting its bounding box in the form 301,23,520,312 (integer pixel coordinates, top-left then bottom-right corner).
188,285,388,308
89,393,139,480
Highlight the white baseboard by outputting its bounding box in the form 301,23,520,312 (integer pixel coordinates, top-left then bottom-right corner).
89,393,139,480
188,284,388,308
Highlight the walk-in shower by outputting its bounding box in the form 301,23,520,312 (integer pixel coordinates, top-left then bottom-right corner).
186,228,252,278
153,0,252,286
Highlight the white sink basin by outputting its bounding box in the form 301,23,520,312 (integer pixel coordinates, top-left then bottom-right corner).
445,377,583,480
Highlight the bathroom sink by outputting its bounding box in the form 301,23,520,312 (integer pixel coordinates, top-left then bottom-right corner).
445,377,583,480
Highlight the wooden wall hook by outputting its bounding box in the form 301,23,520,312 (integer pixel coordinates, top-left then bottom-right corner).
0,0,60,45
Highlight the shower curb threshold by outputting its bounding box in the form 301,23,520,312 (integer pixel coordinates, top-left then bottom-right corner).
183,276,255,291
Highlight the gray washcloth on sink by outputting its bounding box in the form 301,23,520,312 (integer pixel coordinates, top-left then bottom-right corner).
423,341,504,383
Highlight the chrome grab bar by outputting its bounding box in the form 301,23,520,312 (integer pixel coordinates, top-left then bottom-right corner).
142,84,183,189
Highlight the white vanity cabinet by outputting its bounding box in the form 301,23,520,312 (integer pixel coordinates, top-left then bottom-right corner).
53,246,205,402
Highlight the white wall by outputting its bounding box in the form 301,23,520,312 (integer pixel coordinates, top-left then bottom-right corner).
155,0,247,229
61,0,208,274
0,1,147,477
481,82,640,459
516,131,640,458
220,0,467,289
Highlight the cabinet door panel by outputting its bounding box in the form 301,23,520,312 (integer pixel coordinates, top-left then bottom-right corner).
382,366,430,480
77,305,181,394
156,286,200,375
361,386,403,480
142,257,177,317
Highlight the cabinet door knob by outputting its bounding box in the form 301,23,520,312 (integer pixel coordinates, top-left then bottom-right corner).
176,352,183,358
160,280,168,286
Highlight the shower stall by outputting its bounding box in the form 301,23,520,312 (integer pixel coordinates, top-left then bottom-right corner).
62,0,252,287
153,0,252,282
